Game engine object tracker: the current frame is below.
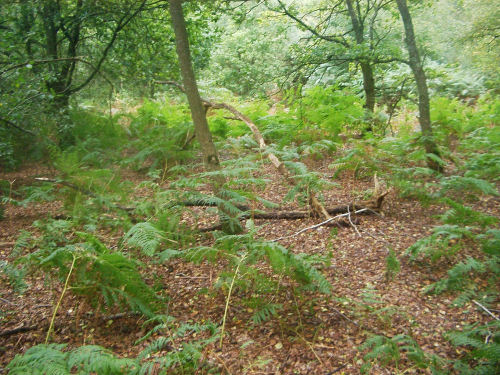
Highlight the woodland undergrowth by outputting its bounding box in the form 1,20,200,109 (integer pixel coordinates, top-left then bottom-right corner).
1,91,499,374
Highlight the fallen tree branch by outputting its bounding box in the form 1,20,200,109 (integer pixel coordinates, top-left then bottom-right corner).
271,208,369,242
347,205,361,237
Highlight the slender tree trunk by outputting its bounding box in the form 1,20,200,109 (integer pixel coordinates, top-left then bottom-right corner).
345,0,376,115
360,62,376,113
396,0,442,172
169,0,242,233
169,0,220,171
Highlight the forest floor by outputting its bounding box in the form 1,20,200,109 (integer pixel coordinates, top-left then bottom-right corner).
1,157,499,374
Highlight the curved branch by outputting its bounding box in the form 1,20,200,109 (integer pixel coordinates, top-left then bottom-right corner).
271,0,350,47
0,117,36,136
67,0,147,95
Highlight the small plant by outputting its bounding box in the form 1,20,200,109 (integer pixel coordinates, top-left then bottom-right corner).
17,227,161,316
360,334,447,374
7,316,219,374
385,248,401,281
6,343,136,375
447,321,500,374
0,260,26,293
135,314,219,373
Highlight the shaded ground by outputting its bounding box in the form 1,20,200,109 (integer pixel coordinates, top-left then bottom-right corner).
1,159,498,374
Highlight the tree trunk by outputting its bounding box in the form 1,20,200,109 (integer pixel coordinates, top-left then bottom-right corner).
396,0,442,172
169,0,220,172
345,0,375,115
360,62,376,113
169,0,242,233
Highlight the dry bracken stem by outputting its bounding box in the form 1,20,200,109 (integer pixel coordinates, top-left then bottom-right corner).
220,254,246,349
473,299,500,321
8,179,15,203
45,254,76,344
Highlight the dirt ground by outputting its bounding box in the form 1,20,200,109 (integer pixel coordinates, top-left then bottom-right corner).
1,160,498,374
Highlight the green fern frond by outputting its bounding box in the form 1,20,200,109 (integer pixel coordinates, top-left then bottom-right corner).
0,260,26,293
182,246,221,264
426,257,487,294
440,199,498,228
250,303,283,325
438,176,499,197
124,222,165,256
7,344,135,375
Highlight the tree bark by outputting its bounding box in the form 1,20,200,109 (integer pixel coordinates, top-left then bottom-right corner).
169,0,220,172
396,0,442,172
169,0,242,233
345,0,376,115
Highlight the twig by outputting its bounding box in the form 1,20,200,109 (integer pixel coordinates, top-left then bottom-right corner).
0,117,36,136
326,363,348,374
213,353,233,375
0,324,36,337
296,332,324,366
330,307,359,327
472,300,500,321
101,312,142,321
174,273,209,279
272,208,369,242
347,205,361,237
0,297,15,305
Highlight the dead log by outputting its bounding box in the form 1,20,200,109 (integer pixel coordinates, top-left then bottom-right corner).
197,203,372,232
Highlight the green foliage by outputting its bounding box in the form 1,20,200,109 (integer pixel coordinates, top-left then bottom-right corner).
0,260,26,293
405,224,472,263
18,227,160,316
161,220,331,299
425,257,495,296
135,315,218,373
296,86,365,135
437,176,498,198
124,222,165,257
447,321,500,375
122,100,195,174
283,160,337,205
360,334,447,374
7,314,219,374
6,343,136,375
208,15,290,96
385,249,401,281
246,299,283,325
440,199,498,228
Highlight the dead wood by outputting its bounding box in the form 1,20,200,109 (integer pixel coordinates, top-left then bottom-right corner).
198,203,371,232
155,80,335,220
0,324,37,337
